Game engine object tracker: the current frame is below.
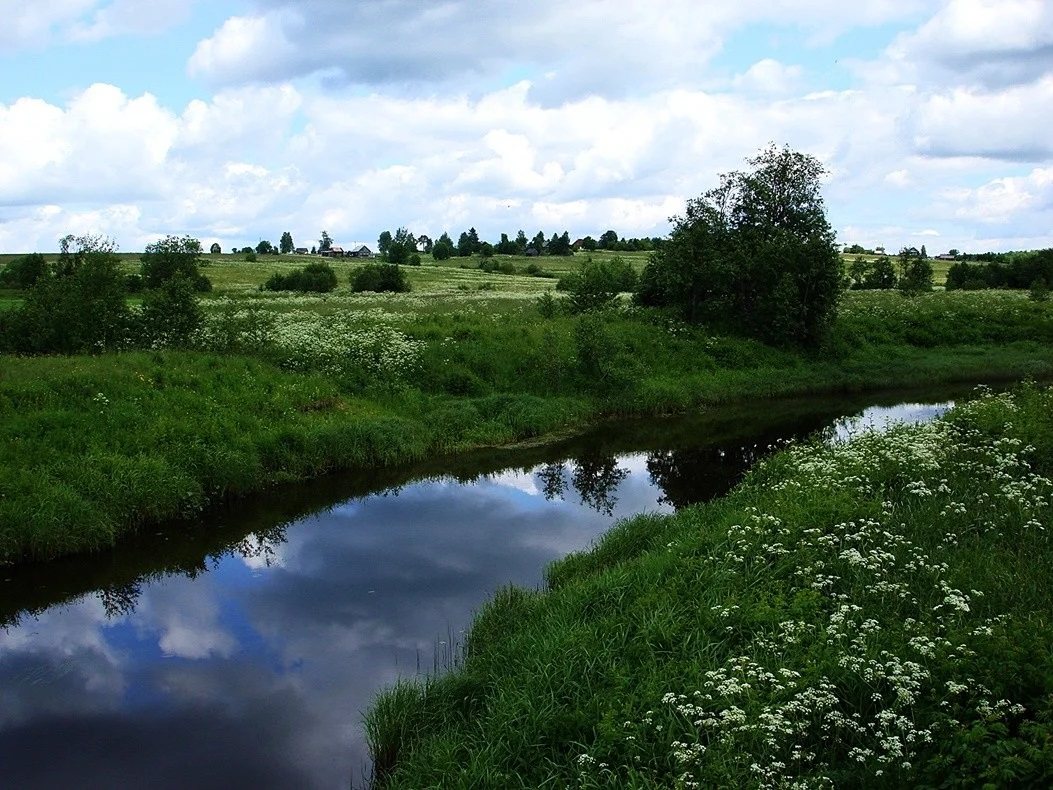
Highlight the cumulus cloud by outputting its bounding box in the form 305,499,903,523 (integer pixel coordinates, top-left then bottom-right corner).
188,0,933,101
887,0,1053,90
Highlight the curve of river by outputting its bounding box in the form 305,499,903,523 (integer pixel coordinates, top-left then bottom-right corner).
0,386,971,788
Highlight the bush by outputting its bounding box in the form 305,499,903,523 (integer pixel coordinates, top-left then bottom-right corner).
559,257,635,313
0,252,48,290
351,263,411,293
264,262,338,293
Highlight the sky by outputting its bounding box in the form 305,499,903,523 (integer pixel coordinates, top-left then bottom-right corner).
1,0,1051,255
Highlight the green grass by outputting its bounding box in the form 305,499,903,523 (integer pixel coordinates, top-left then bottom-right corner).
2,271,1053,564
367,383,1053,788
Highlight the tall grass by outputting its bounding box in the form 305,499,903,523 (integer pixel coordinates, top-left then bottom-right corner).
3,289,1053,564
368,383,1053,788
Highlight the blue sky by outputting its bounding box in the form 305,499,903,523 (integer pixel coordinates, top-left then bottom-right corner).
1,0,1052,253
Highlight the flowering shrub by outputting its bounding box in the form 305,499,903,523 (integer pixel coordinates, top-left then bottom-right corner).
569,385,1053,788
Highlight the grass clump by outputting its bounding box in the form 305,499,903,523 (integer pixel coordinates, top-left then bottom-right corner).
368,384,1053,788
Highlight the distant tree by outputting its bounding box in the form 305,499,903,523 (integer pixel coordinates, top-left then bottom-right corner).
231,247,237,254
0,253,48,290
457,231,474,257
319,231,333,254
468,227,480,254
433,232,456,261
599,230,619,249
863,256,897,290
635,144,843,346
897,247,933,295
378,230,393,257
351,263,410,293
560,256,637,313
417,234,433,254
2,235,131,354
310,245,317,255
386,227,416,265
582,236,598,252
256,239,275,255
948,248,960,258
141,235,210,292
479,241,495,258
515,230,528,254
531,231,547,254
209,242,222,255
279,231,294,254
496,233,514,255
241,246,254,255
920,244,928,259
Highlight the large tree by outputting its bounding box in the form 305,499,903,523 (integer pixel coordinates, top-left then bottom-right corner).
636,144,843,346
279,231,294,254
141,235,208,290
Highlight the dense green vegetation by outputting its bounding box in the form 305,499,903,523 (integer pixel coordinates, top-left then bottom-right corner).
366,383,1053,788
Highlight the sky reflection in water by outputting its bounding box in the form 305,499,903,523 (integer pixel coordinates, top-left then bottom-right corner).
0,395,956,788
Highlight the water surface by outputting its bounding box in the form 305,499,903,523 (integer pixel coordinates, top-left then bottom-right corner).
0,388,966,788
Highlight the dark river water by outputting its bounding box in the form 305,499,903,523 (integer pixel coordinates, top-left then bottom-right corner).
0,388,964,788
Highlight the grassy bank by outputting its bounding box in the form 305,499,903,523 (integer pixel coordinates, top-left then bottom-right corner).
367,383,1053,788
2,288,1053,564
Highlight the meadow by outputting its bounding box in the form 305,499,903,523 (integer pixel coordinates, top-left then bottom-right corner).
2,252,1053,565
366,383,1053,788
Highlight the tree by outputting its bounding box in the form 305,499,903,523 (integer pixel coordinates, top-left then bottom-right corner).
3,235,131,354
898,247,933,295
378,230,394,257
582,236,598,252
319,231,333,254
256,239,275,255
515,230,528,254
351,263,410,293
548,231,572,256
457,231,474,257
920,244,928,259
433,232,456,261
280,231,294,254
209,242,222,255
141,235,210,291
599,230,619,249
417,234,433,254
0,253,48,290
636,144,843,346
530,231,547,254
386,227,415,265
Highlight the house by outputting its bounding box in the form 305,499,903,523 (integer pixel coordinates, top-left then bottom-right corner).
323,246,345,257
294,247,309,255
934,253,957,261
347,244,374,258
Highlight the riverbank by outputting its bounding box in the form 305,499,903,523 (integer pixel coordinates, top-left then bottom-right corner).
2,290,1053,564
366,383,1053,788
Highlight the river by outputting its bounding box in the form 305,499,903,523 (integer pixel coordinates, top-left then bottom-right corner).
0,387,965,788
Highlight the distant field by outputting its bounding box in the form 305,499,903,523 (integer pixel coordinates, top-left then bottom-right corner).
1,249,956,288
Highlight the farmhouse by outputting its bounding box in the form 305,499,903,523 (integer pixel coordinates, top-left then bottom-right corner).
294,247,309,255
934,253,957,261
347,244,374,258
323,246,345,257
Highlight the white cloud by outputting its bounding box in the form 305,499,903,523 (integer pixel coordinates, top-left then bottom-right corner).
733,59,804,94
0,0,192,48
940,167,1053,225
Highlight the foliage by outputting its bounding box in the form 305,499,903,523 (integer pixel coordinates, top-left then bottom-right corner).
0,235,131,354
136,276,202,348
140,235,211,292
385,228,417,266
368,385,1053,789
432,232,456,261
1029,277,1050,302
209,242,222,254
280,231,294,254
898,247,934,295
319,230,333,253
351,262,411,293
636,145,843,346
559,256,637,313
0,253,48,290
848,255,897,290
263,262,338,293
255,239,276,255
946,250,1053,292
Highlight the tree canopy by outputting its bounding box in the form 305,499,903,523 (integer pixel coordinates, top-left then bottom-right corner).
636,145,843,346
